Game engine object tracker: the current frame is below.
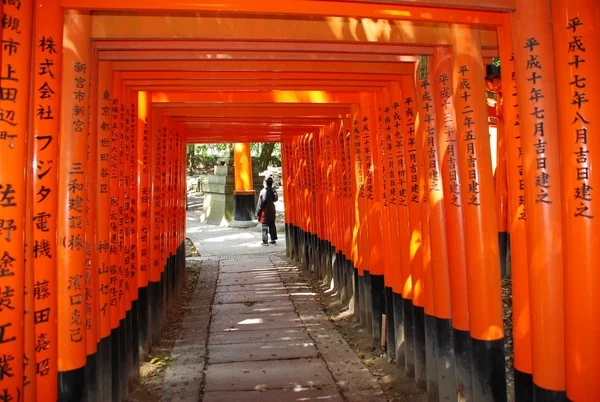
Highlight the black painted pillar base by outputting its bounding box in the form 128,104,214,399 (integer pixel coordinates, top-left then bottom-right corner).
352,267,360,322
132,298,140,383
393,293,405,367
85,352,99,402
454,328,473,401
233,191,255,221
58,366,85,402
414,305,427,390
471,338,507,402
285,224,291,257
150,280,161,345
98,336,111,402
364,271,373,334
370,274,384,347
425,314,439,400
514,369,534,402
385,287,396,360
125,310,133,390
358,273,366,326
111,327,121,402
436,318,456,401
499,231,509,278
119,318,128,398
138,286,151,358
403,298,415,377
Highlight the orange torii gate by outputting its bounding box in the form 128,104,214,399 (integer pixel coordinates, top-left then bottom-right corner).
0,1,597,401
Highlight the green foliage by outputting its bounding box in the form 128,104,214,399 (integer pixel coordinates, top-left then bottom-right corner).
187,142,281,175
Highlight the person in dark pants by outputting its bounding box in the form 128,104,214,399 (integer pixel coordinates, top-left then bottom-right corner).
256,177,278,245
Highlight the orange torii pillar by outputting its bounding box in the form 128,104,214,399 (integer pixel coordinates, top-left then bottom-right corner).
551,1,600,400
31,0,60,400
0,0,31,400
452,24,506,401
431,46,474,399
95,61,114,399
512,0,566,399
57,10,91,401
231,143,258,228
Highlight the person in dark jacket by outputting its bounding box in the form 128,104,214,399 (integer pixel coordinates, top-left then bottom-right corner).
256,177,278,245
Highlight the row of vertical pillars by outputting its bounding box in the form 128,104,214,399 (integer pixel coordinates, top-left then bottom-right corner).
0,4,188,401
282,10,599,401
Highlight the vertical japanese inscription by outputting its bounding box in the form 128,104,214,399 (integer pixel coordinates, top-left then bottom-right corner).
32,1,61,388
564,18,592,218
456,65,481,206
522,37,554,206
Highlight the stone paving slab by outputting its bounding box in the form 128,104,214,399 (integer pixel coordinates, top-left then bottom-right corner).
214,288,290,304
210,311,304,332
216,283,293,293
202,387,344,402
212,299,295,315
208,340,318,363
217,272,280,286
161,260,219,402
203,359,336,392
209,327,312,345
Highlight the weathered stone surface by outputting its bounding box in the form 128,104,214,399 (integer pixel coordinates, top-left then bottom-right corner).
210,311,303,332
208,340,318,363
209,328,311,345
202,387,344,402
203,359,335,392
212,300,295,315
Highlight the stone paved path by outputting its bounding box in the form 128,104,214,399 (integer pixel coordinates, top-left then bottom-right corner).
161,220,387,401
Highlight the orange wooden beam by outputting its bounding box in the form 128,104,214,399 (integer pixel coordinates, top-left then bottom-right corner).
150,91,363,104
63,0,509,23
111,60,415,75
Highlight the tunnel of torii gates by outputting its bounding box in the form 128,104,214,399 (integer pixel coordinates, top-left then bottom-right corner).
0,0,597,401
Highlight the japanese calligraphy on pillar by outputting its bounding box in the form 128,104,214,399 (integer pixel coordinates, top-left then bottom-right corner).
353,120,365,198
138,114,149,280
438,72,461,207
66,60,88,347
509,53,526,220
0,0,33,398
97,78,111,336
393,100,407,209
563,17,592,218
380,106,390,207
456,65,481,206
419,77,441,196
405,97,419,205
522,38,553,205
363,116,374,200
32,0,62,388
109,94,120,327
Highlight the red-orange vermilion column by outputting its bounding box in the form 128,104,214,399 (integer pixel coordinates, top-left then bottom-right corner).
431,46,473,399
452,24,506,401
95,61,113,398
551,2,600,400
32,0,60,399
136,91,151,358
57,10,91,400
497,16,533,400
0,0,30,400
512,1,566,398
389,81,413,372
399,75,423,382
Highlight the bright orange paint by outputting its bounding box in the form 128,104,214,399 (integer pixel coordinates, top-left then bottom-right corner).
551,0,600,399
233,143,253,192
57,10,90,372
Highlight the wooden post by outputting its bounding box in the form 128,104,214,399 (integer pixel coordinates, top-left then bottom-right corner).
498,16,533,401
57,10,91,401
512,1,567,398
452,24,506,401
550,1,600,400
95,61,113,400
31,0,60,399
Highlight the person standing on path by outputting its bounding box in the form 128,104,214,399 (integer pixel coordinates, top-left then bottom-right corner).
256,177,278,245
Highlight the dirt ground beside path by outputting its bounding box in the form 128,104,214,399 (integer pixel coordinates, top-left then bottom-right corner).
129,260,202,401
295,264,427,402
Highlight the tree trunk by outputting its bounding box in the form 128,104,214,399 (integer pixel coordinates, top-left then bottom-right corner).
257,143,276,172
